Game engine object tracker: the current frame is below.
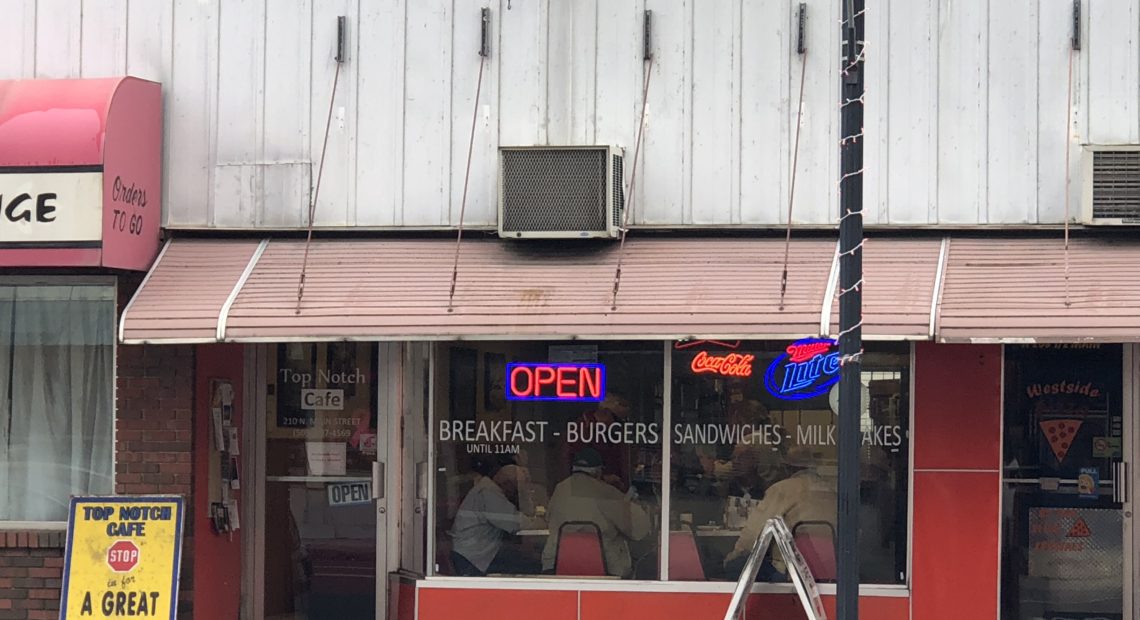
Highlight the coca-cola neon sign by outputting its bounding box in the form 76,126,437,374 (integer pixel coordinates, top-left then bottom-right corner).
764,338,841,400
690,351,755,377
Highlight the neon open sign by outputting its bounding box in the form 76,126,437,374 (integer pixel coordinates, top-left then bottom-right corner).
507,363,606,402
764,338,840,400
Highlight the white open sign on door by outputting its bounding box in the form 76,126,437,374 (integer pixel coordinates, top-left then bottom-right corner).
327,481,373,507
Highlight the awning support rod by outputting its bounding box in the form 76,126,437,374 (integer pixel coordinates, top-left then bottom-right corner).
1063,4,1079,307
779,3,809,312
448,8,491,313
296,16,347,315
610,11,655,311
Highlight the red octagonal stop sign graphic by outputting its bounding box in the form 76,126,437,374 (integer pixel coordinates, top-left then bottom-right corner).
107,540,140,573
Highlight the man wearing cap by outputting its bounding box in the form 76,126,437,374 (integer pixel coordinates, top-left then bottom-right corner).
567,393,633,489
724,445,838,580
542,447,651,578
450,457,539,576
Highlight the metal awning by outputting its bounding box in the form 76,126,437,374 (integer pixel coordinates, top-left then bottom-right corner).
935,237,1140,343
122,234,1140,345
122,237,828,343
823,237,946,340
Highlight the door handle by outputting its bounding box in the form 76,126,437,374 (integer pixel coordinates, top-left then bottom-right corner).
415,462,428,500
1112,462,1127,504
372,461,386,500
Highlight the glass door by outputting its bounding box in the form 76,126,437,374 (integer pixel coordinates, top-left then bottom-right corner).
261,343,383,620
1001,344,1131,620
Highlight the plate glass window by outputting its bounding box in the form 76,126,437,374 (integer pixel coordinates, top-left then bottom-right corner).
669,341,910,584
433,342,664,579
1000,344,1126,619
0,283,115,522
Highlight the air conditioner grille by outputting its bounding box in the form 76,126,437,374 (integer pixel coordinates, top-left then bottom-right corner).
501,148,608,232
1092,151,1140,219
612,153,625,229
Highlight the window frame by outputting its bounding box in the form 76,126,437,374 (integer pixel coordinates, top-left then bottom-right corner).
425,339,915,590
0,276,117,529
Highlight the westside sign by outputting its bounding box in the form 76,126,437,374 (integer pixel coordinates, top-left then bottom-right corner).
764,338,841,401
61,496,184,619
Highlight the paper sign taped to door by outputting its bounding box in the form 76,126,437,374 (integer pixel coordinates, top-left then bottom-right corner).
306,442,346,476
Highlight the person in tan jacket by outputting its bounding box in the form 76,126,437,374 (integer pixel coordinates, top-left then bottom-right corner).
542,447,651,578
724,445,837,579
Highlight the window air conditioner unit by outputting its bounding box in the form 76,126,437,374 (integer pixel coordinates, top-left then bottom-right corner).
498,145,625,239
1081,145,1140,225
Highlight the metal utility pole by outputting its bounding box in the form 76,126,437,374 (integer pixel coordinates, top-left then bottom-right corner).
837,0,864,617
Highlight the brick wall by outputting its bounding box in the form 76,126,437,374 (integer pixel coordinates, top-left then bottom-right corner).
116,344,197,617
0,343,196,619
0,533,64,620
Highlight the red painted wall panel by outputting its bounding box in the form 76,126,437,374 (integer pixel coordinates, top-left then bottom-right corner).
746,594,909,619
580,591,732,620
193,344,244,620
417,588,578,620
415,589,907,620
388,575,416,620
913,342,1002,470
910,343,1003,619
911,471,1000,620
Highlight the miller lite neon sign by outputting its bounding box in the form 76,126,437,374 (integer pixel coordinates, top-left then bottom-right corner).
764,338,840,400
507,363,606,402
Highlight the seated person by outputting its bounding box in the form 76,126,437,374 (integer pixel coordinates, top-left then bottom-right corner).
450,457,539,576
726,400,785,498
723,445,837,581
542,448,651,578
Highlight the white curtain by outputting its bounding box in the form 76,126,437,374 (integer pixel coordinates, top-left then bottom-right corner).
0,284,114,521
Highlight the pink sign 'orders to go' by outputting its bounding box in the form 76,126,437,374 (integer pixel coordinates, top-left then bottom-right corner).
506,363,606,402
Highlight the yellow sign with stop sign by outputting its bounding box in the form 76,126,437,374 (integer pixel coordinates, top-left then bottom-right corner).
61,496,185,619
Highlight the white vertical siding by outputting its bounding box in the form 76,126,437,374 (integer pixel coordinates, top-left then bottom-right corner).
639,0,687,225
739,0,789,226
936,0,988,224
80,0,127,77
792,0,840,226
126,0,173,81
986,0,1038,224
689,1,736,225
166,0,220,227
35,0,81,78
261,0,313,228
213,0,266,228
5,0,1140,228
1088,0,1139,144
356,0,406,227
309,0,359,227
881,0,937,225
0,1,37,78
497,0,546,147
1036,0,1080,224
403,0,451,227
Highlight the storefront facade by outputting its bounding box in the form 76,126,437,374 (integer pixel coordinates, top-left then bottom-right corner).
102,235,1140,620
6,3,1140,619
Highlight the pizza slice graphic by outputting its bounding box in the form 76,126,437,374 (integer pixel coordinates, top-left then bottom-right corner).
1040,419,1083,464
1067,517,1092,538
